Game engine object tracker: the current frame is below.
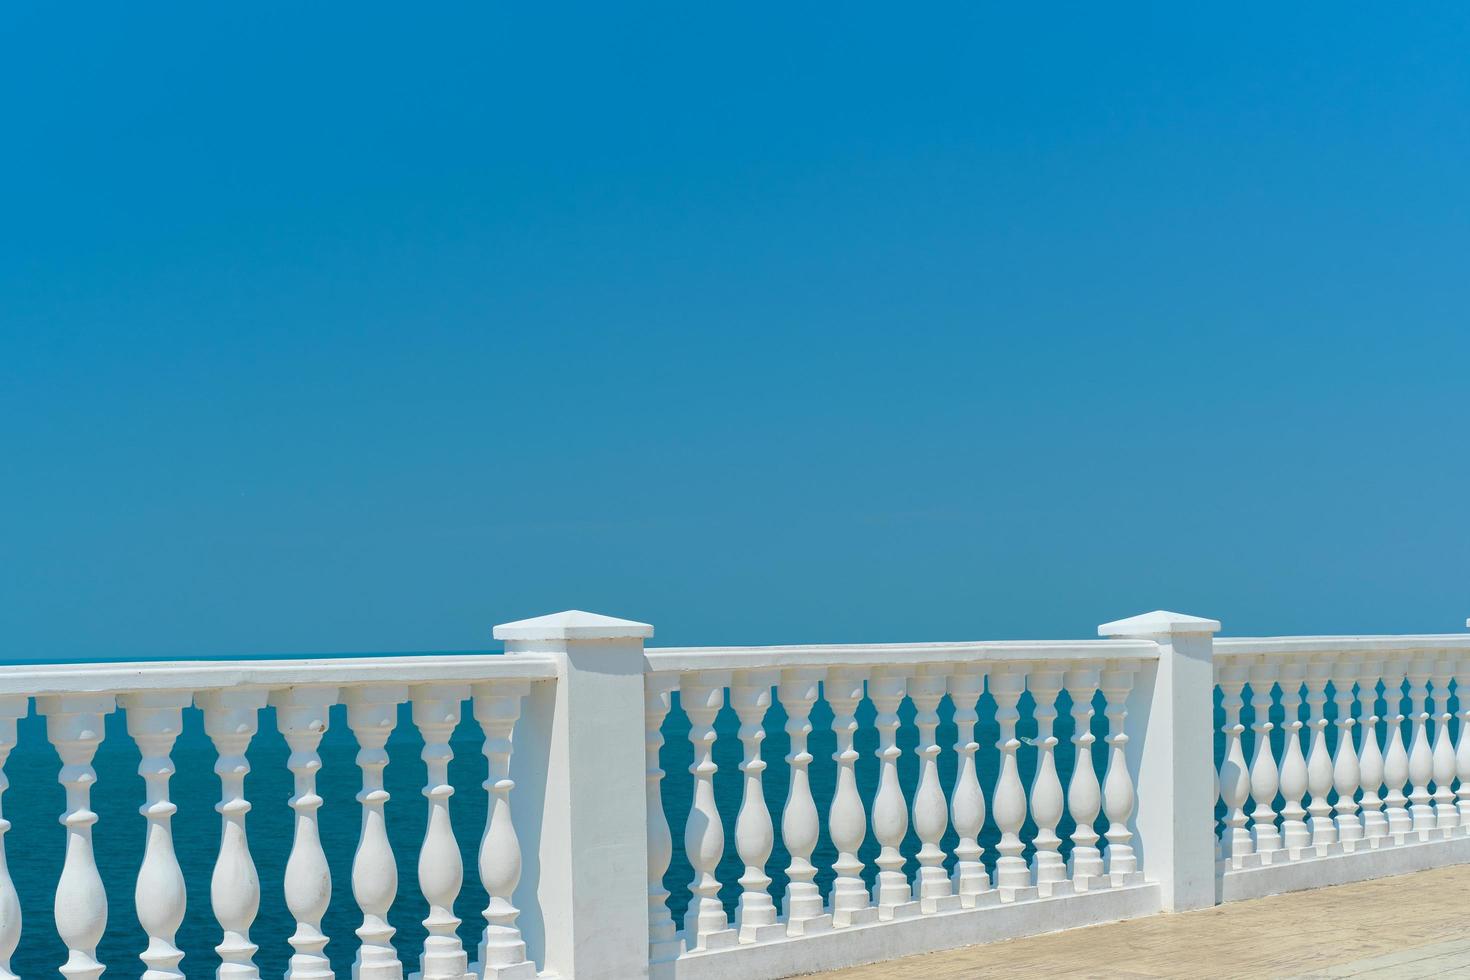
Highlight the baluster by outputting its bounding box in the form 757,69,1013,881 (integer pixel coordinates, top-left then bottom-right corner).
121,692,192,980
776,669,831,935
1357,664,1388,845
410,684,474,980
991,664,1034,901
1247,659,1282,861
1406,657,1435,840
730,670,783,942
40,695,116,980
948,666,992,906
1430,659,1459,838
869,669,918,919
644,675,682,961
1028,663,1068,896
681,671,737,950
345,685,408,980
471,681,537,979
1216,662,1253,868
1303,659,1336,853
0,697,24,980
1330,660,1362,851
1065,663,1106,888
909,668,959,912
825,668,877,927
272,687,339,980
1277,661,1309,856
1100,661,1139,884
198,689,268,980
1457,662,1470,828
1381,659,1412,840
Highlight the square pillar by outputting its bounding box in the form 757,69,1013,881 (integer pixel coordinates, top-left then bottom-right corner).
1100,609,1221,912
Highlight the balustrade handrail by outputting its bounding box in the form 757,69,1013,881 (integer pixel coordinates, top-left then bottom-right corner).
0,650,558,697
1214,634,1470,658
644,637,1159,672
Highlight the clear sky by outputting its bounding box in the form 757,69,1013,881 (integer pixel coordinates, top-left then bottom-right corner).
3,4,1467,660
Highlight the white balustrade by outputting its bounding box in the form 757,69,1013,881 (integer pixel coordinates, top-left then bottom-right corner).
1247,659,1282,859
1329,660,1362,850
947,666,991,905
909,669,958,912
990,664,1033,900
1028,664,1068,895
1100,662,1138,883
1382,658,1412,839
0,698,23,980
199,688,268,980
1406,657,1435,840
681,671,738,950
824,667,877,928
1357,663,1388,844
273,686,339,980
1303,659,1336,852
775,669,831,935
730,670,783,942
644,674,682,962
2,614,1470,980
472,680,537,980
1277,661,1309,855
1429,660,1458,837
1066,664,1106,887
411,684,474,980
1216,661,1253,867
346,684,407,980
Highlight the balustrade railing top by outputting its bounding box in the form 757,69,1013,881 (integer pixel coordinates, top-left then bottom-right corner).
644,637,1159,672
1214,634,1470,657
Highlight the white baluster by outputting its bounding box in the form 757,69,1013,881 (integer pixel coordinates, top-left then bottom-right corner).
1247,659,1282,861
410,684,474,980
1028,663,1068,896
1303,659,1336,853
0,697,24,980
1430,659,1459,838
1406,657,1435,840
909,668,959,912
775,669,831,936
1065,663,1106,888
1100,661,1139,884
948,666,992,906
991,664,1035,901
730,669,784,942
472,681,537,980
346,684,408,980
825,668,877,927
272,687,339,980
681,671,737,950
198,689,268,980
1457,662,1470,828
121,692,192,980
1381,659,1412,841
1216,662,1253,868
1277,661,1309,857
40,694,116,980
1357,664,1388,845
869,669,918,919
644,674,682,961
1330,660,1362,851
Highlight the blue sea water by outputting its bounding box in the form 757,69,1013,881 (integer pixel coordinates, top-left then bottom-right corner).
1,668,1362,977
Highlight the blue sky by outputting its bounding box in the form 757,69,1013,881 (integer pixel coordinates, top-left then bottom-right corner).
3,4,1467,660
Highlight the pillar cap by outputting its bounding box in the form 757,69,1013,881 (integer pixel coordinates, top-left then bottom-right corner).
1099,609,1221,638
494,609,654,641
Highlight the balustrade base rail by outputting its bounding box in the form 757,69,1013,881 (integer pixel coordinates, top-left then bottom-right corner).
1220,829,1470,904
657,881,1160,980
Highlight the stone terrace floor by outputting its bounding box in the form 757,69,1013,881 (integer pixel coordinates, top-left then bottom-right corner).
809,865,1470,979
